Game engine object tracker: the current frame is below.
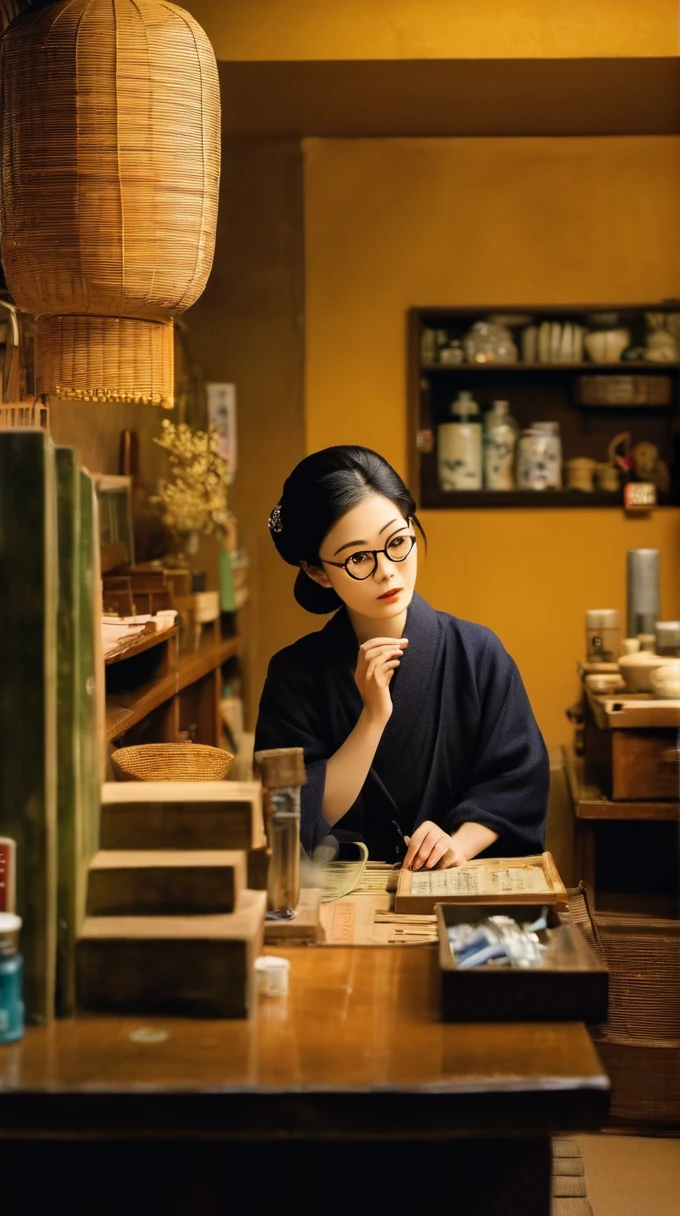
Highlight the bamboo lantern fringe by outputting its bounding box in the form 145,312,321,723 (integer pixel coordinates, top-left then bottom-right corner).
0,0,221,408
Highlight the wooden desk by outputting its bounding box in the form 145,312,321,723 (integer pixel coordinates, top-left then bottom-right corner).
0,947,609,1216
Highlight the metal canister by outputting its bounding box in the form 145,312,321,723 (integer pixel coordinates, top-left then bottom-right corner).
627,549,660,638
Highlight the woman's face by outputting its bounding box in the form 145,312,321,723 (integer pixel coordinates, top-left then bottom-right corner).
305,493,418,620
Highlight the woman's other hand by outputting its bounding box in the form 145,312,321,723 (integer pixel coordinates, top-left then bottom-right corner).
403,821,466,871
355,636,408,724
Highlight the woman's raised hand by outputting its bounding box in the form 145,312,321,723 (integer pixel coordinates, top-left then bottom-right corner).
355,637,408,724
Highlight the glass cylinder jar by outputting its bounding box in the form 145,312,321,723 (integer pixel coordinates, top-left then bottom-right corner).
0,913,23,1045
266,787,301,918
585,609,620,663
516,422,562,490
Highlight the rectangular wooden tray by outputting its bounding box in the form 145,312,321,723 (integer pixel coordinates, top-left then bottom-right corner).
437,903,609,1023
395,852,567,914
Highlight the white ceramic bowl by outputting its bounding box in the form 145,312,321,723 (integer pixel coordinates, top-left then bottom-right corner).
650,662,680,699
584,328,630,363
617,652,676,692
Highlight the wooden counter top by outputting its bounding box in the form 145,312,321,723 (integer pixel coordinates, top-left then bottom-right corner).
0,946,608,1139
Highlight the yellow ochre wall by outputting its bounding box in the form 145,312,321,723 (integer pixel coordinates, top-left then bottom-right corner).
184,0,679,61
304,136,680,747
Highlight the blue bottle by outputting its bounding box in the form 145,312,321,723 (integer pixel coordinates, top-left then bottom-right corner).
0,914,24,1044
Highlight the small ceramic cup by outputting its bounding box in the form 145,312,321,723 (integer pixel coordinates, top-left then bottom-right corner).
255,955,290,997
620,638,641,655
595,464,620,492
565,458,597,492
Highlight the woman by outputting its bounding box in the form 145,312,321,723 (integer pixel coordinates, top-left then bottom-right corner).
255,446,549,870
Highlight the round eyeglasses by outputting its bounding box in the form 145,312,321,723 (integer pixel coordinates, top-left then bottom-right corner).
321,533,416,581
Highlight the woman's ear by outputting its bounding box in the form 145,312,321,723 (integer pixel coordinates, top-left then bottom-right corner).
300,560,333,589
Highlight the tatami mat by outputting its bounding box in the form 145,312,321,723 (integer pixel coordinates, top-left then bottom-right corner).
577,1134,680,1216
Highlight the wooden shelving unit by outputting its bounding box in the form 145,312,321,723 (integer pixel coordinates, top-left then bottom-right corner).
408,303,680,510
105,625,240,748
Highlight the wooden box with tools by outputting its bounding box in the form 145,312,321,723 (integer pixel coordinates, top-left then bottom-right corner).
437,902,609,1024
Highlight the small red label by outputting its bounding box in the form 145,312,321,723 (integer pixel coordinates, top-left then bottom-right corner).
0,839,16,914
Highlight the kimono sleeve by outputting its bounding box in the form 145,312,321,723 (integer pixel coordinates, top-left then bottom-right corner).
254,650,332,855
442,638,549,856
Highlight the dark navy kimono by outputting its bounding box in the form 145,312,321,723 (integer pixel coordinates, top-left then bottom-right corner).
255,593,549,862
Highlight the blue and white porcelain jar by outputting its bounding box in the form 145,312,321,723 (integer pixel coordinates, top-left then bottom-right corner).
516,422,562,490
437,391,483,491
484,400,519,490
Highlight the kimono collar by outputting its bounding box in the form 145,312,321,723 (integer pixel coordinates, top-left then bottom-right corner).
320,592,442,681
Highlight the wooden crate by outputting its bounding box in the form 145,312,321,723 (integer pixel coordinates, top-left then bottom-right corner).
87,849,246,916
77,889,266,1019
100,781,265,852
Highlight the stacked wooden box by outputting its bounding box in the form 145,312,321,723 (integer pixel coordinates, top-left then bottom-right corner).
77,782,266,1018
573,684,680,1129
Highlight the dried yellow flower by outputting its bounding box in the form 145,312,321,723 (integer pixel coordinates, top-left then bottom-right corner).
151,420,232,538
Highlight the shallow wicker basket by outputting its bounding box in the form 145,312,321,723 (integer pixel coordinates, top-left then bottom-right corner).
111,743,234,783
575,374,672,407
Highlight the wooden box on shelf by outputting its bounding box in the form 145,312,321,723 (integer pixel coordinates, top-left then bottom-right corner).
408,303,680,510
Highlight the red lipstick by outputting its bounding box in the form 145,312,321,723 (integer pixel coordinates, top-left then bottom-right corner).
378,588,401,601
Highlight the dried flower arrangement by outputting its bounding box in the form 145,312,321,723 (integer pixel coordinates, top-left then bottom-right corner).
151,420,231,542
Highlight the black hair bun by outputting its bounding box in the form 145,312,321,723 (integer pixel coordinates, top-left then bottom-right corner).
294,570,343,615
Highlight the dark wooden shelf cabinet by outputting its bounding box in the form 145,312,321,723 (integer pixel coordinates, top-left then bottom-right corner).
105,624,240,762
408,303,680,509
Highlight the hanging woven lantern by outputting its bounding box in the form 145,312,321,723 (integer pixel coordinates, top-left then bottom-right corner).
0,0,220,408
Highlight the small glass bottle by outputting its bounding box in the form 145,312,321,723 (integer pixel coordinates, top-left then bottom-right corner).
0,914,24,1045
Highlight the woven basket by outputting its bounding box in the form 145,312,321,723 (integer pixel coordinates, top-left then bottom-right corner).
595,913,680,1042
0,0,220,407
575,375,672,406
111,743,234,783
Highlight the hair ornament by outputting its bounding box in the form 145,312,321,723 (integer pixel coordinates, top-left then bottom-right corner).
268,502,283,533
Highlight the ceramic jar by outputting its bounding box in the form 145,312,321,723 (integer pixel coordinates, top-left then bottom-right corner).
565,458,597,492
437,390,483,490
516,422,562,490
595,464,620,492
484,400,519,490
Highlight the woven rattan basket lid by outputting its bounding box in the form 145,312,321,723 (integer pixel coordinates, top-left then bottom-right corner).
111,743,234,783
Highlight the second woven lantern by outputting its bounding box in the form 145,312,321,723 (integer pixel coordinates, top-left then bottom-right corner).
0,0,221,408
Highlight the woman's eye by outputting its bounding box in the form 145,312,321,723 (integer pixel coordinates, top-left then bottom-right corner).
348,551,370,567
388,536,406,550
